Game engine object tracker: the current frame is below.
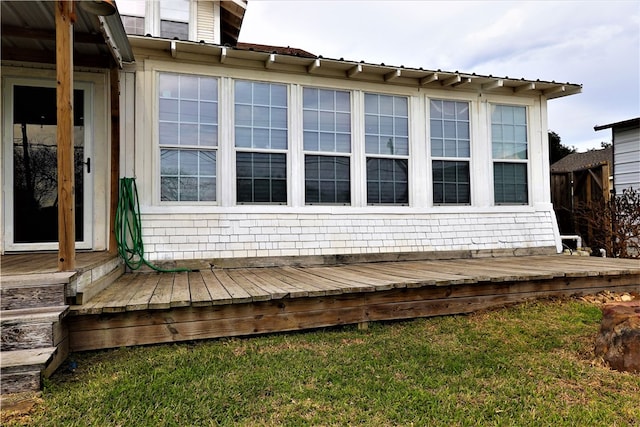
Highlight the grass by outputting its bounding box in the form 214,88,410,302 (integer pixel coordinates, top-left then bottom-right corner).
4,298,639,426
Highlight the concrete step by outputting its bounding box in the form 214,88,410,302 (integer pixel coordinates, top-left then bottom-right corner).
1,272,74,310
0,347,57,394
1,306,68,351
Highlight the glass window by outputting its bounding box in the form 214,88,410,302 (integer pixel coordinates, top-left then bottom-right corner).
236,153,287,204
160,0,189,39
432,160,470,205
492,105,528,204
159,73,218,202
235,81,288,204
430,99,470,204
305,155,350,204
365,93,409,205
304,88,351,205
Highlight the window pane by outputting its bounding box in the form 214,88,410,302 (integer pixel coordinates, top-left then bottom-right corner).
432,160,470,204
159,73,217,202
159,122,178,146
159,74,179,98
234,80,288,151
305,155,350,205
235,81,252,104
179,124,198,145
493,162,528,204
253,83,270,105
365,92,409,159
160,149,179,175
159,99,178,121
365,93,378,114
236,152,287,204
366,158,408,205
271,84,287,106
430,99,470,161
304,88,351,154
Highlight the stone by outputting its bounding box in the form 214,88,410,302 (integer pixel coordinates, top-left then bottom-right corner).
594,301,640,373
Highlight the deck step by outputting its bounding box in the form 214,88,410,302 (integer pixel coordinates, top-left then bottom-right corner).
0,347,57,394
1,273,73,310
1,306,68,351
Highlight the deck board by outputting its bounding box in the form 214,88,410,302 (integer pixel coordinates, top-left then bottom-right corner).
68,255,640,317
126,273,161,311
67,255,640,351
210,270,252,303
148,273,174,310
188,272,212,307
170,272,191,308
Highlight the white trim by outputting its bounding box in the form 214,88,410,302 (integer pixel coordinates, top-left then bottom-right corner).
2,77,94,251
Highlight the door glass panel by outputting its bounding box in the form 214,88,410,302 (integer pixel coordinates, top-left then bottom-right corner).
12,85,84,243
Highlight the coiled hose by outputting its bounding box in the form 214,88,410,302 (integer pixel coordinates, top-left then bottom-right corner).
115,178,190,272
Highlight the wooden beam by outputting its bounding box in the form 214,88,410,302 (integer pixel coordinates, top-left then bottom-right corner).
452,77,472,87
482,79,503,90
347,64,362,78
384,69,401,82
56,0,75,271
265,53,275,69
1,25,104,44
109,67,120,255
543,85,566,96
441,75,461,86
220,46,227,64
514,82,536,93
419,73,438,86
170,40,177,58
307,58,321,73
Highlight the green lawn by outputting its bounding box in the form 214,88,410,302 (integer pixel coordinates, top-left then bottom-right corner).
4,299,639,426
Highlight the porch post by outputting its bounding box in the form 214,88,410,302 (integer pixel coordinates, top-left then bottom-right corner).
109,67,120,254
56,0,75,271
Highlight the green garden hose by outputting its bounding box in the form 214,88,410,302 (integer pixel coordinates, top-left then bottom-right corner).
115,177,190,272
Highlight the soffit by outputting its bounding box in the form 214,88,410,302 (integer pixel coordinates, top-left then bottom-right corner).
1,0,134,68
129,37,581,100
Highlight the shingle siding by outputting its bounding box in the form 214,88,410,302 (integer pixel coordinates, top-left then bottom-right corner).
140,212,557,261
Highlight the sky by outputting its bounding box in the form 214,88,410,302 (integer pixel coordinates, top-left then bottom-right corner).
239,0,640,152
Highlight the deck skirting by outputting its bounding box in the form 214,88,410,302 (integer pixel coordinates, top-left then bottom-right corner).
67,262,640,352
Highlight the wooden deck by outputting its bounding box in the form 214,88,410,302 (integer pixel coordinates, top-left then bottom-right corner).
1,252,117,276
67,255,640,352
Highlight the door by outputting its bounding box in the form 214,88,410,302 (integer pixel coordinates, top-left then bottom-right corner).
3,80,92,251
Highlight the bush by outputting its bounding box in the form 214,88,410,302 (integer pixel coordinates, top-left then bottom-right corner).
575,188,640,258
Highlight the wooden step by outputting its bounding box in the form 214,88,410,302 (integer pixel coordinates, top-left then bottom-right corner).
1,306,69,351
1,272,74,310
0,347,57,394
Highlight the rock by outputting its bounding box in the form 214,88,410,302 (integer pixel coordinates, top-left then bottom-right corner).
594,301,640,373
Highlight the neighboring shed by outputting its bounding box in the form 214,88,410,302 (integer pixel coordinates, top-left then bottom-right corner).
550,147,612,244
595,117,640,194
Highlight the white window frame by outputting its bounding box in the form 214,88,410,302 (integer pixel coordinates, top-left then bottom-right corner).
157,71,219,204
490,103,531,206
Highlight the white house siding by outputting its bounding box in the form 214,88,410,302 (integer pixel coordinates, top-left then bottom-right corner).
614,126,640,193
140,210,558,261
195,1,219,44
123,49,562,262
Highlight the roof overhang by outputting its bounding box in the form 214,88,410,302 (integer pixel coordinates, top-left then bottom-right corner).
220,0,247,46
129,36,581,99
1,0,134,68
594,117,640,131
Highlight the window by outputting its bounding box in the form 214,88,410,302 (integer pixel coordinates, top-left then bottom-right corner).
117,1,145,35
491,104,528,204
159,73,218,202
303,88,351,204
235,81,287,204
160,0,189,39
365,93,408,204
430,99,470,204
